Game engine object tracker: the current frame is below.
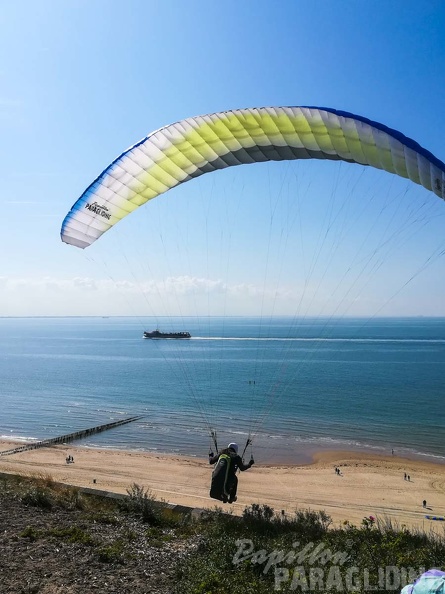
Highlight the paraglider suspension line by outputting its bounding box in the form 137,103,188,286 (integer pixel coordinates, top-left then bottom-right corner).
241,437,253,462
209,428,218,455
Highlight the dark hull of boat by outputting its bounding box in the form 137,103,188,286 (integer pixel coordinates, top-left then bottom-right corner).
143,330,191,339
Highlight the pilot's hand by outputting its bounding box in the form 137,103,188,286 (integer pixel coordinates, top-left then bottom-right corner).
209,452,214,458
249,458,255,466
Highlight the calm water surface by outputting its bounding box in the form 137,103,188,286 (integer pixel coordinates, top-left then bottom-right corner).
1,316,444,464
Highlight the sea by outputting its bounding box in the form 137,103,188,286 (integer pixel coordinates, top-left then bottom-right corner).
1,316,445,465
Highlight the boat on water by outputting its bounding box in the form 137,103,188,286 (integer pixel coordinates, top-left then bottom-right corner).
143,329,191,339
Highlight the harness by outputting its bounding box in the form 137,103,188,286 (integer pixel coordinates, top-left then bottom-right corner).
215,453,232,497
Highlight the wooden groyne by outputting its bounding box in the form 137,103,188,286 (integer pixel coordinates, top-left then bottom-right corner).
0,416,143,457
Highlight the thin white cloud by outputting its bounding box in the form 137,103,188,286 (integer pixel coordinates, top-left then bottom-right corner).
0,274,292,303
0,274,435,317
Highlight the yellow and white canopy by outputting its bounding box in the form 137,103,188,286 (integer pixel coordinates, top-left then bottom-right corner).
61,106,445,249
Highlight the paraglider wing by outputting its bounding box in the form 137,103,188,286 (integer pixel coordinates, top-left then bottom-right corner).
401,569,445,594
61,106,445,249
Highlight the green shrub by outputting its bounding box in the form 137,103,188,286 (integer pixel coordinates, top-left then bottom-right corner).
175,504,445,594
20,525,41,541
242,503,275,523
97,539,126,564
47,525,95,546
21,485,53,509
89,512,120,525
122,483,162,525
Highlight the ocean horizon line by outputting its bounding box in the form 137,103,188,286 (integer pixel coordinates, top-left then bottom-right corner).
2,315,445,320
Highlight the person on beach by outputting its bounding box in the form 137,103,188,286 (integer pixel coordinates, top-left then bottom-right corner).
208,442,254,503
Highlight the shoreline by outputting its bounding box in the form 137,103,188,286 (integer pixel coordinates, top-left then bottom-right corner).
2,433,444,468
1,440,445,533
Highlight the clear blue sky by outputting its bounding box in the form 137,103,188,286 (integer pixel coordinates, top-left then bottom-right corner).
1,0,445,317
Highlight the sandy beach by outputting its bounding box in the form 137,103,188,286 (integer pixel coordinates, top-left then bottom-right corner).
1,440,444,533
